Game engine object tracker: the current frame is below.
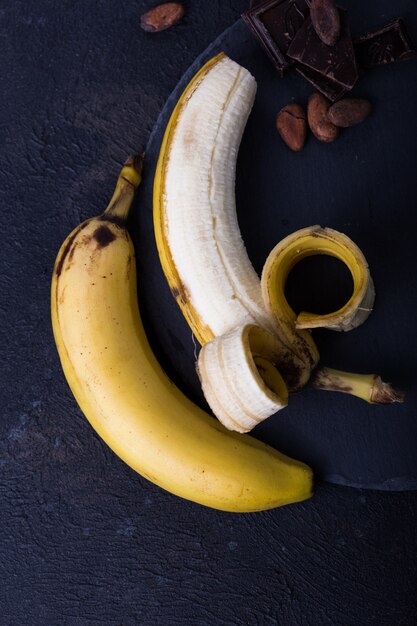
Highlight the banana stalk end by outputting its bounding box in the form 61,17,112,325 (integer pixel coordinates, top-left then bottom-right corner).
101,155,144,223
369,377,405,404
311,367,404,405
121,153,144,188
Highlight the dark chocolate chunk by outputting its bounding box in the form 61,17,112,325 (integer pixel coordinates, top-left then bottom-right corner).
295,63,348,101
287,11,358,90
242,0,311,76
354,18,417,69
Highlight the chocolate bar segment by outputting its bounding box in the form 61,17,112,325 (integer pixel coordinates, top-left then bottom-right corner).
354,18,417,69
242,0,311,76
287,11,358,90
295,63,348,101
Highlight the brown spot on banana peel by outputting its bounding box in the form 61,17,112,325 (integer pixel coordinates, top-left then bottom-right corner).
311,369,353,394
276,356,309,393
55,219,124,288
55,232,79,278
93,225,117,248
54,221,90,277
58,285,66,305
170,285,188,307
126,254,132,282
311,368,405,404
274,329,318,386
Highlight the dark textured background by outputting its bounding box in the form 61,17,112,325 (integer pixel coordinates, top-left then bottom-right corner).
1,1,417,624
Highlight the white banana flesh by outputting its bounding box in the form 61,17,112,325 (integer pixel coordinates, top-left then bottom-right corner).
161,54,275,338
197,325,288,433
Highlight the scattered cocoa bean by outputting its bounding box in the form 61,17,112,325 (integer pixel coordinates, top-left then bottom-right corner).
140,2,184,33
310,0,341,47
328,98,372,127
276,104,307,152
307,92,339,142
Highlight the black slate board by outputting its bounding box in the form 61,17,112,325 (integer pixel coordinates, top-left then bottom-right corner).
133,12,417,490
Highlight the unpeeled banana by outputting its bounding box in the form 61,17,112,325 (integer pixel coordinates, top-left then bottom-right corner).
51,156,313,512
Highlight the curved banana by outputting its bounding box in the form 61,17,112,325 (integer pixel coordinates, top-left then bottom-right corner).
51,157,312,512
154,53,275,346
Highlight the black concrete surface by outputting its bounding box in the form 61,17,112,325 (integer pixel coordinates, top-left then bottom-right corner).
1,1,417,624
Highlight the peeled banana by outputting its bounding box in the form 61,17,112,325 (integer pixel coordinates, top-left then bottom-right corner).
51,156,313,512
153,52,316,394
153,52,402,430
154,53,275,345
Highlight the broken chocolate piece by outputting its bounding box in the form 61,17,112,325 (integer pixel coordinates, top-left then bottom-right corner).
287,11,358,90
242,0,311,75
354,18,417,69
295,63,348,101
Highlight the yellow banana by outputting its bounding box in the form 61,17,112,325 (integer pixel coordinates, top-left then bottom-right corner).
51,156,313,512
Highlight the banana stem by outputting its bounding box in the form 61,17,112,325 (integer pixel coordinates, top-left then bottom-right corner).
311,366,404,404
102,154,144,223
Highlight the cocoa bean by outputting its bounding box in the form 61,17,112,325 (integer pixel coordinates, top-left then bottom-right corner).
307,92,339,142
276,104,307,152
141,2,184,33
310,0,341,47
328,98,372,127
